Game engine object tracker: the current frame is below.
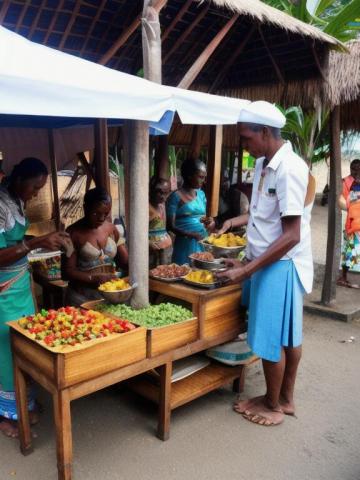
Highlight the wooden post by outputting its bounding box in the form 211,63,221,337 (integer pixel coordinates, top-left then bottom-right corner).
189,126,203,161
237,139,243,188
206,125,223,217
48,129,61,230
126,0,166,308
127,120,150,308
93,119,110,192
321,106,342,305
154,135,169,179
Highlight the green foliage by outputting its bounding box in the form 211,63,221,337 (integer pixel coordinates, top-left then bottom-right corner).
280,105,330,165
262,0,360,41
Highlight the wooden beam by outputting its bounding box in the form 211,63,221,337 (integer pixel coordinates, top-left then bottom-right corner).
79,0,107,56
162,0,193,42
15,0,31,32
93,119,110,192
44,1,67,44
209,25,255,93
58,0,82,50
47,129,61,230
0,0,10,24
258,26,285,85
178,14,239,89
321,106,342,305
99,14,141,65
99,0,167,66
311,44,328,82
29,0,46,39
206,125,223,217
163,4,210,63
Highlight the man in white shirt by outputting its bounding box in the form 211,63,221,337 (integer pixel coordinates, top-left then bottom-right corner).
218,101,313,427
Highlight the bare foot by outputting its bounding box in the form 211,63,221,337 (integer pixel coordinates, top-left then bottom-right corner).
337,279,360,289
29,410,40,426
279,397,296,416
0,419,18,438
242,399,284,426
233,395,265,414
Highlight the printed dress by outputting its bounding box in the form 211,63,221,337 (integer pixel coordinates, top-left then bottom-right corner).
0,185,35,420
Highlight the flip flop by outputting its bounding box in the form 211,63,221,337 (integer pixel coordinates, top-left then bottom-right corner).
337,279,360,289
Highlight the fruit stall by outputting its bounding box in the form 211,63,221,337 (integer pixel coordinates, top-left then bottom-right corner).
9,233,252,480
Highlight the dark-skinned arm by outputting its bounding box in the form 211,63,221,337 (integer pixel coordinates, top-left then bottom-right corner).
62,250,116,286
167,214,203,241
217,215,301,283
0,232,70,268
217,214,249,234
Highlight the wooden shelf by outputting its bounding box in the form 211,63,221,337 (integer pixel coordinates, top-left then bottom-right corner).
128,362,245,410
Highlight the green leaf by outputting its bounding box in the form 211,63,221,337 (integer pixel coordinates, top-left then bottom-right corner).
314,0,338,16
323,0,360,38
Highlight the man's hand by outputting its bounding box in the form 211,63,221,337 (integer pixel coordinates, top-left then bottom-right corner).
216,258,250,284
216,265,248,284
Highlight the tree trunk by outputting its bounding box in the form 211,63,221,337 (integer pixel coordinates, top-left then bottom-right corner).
127,120,150,308
321,106,342,305
128,0,164,308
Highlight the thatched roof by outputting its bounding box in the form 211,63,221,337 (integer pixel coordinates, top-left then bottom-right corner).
326,40,360,107
324,40,360,132
0,0,343,107
205,0,343,48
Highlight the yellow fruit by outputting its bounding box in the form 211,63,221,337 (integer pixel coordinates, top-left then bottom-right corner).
99,279,130,291
186,269,214,284
206,233,246,248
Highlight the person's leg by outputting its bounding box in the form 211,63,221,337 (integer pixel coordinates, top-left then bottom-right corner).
279,345,302,415
237,351,286,426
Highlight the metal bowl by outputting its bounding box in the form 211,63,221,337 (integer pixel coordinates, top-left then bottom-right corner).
200,240,246,259
99,283,137,304
189,255,227,271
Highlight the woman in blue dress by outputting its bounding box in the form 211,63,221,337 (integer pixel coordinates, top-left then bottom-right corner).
0,158,69,438
167,159,214,264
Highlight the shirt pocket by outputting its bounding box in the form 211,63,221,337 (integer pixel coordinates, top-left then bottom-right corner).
256,192,279,218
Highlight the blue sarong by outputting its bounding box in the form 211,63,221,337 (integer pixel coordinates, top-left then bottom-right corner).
242,260,304,362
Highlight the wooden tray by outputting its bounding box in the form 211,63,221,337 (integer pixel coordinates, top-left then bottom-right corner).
146,317,198,358
80,300,198,358
8,321,147,388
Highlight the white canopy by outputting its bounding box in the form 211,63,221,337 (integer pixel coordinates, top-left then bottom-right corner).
0,26,249,127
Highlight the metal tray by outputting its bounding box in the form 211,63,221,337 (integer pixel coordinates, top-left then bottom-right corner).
149,274,187,283
182,278,224,289
189,255,227,271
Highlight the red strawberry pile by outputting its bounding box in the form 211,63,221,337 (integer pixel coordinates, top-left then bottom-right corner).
18,306,135,348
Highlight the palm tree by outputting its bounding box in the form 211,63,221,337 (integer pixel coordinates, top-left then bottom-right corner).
264,0,360,41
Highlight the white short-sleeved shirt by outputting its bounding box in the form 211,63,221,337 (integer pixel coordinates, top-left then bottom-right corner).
246,142,313,293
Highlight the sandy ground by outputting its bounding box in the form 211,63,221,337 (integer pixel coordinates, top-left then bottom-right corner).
1,314,359,480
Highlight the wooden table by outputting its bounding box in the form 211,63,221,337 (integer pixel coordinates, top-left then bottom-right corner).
11,281,249,480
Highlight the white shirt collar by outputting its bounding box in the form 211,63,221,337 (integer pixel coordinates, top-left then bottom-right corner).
267,142,293,171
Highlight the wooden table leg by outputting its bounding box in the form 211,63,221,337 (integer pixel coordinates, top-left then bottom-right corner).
13,359,33,455
53,389,73,480
232,365,246,394
157,361,172,441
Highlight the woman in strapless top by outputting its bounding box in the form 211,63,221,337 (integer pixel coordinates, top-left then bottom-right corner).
63,187,128,306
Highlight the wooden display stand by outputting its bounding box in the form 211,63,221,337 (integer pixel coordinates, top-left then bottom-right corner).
10,281,250,480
